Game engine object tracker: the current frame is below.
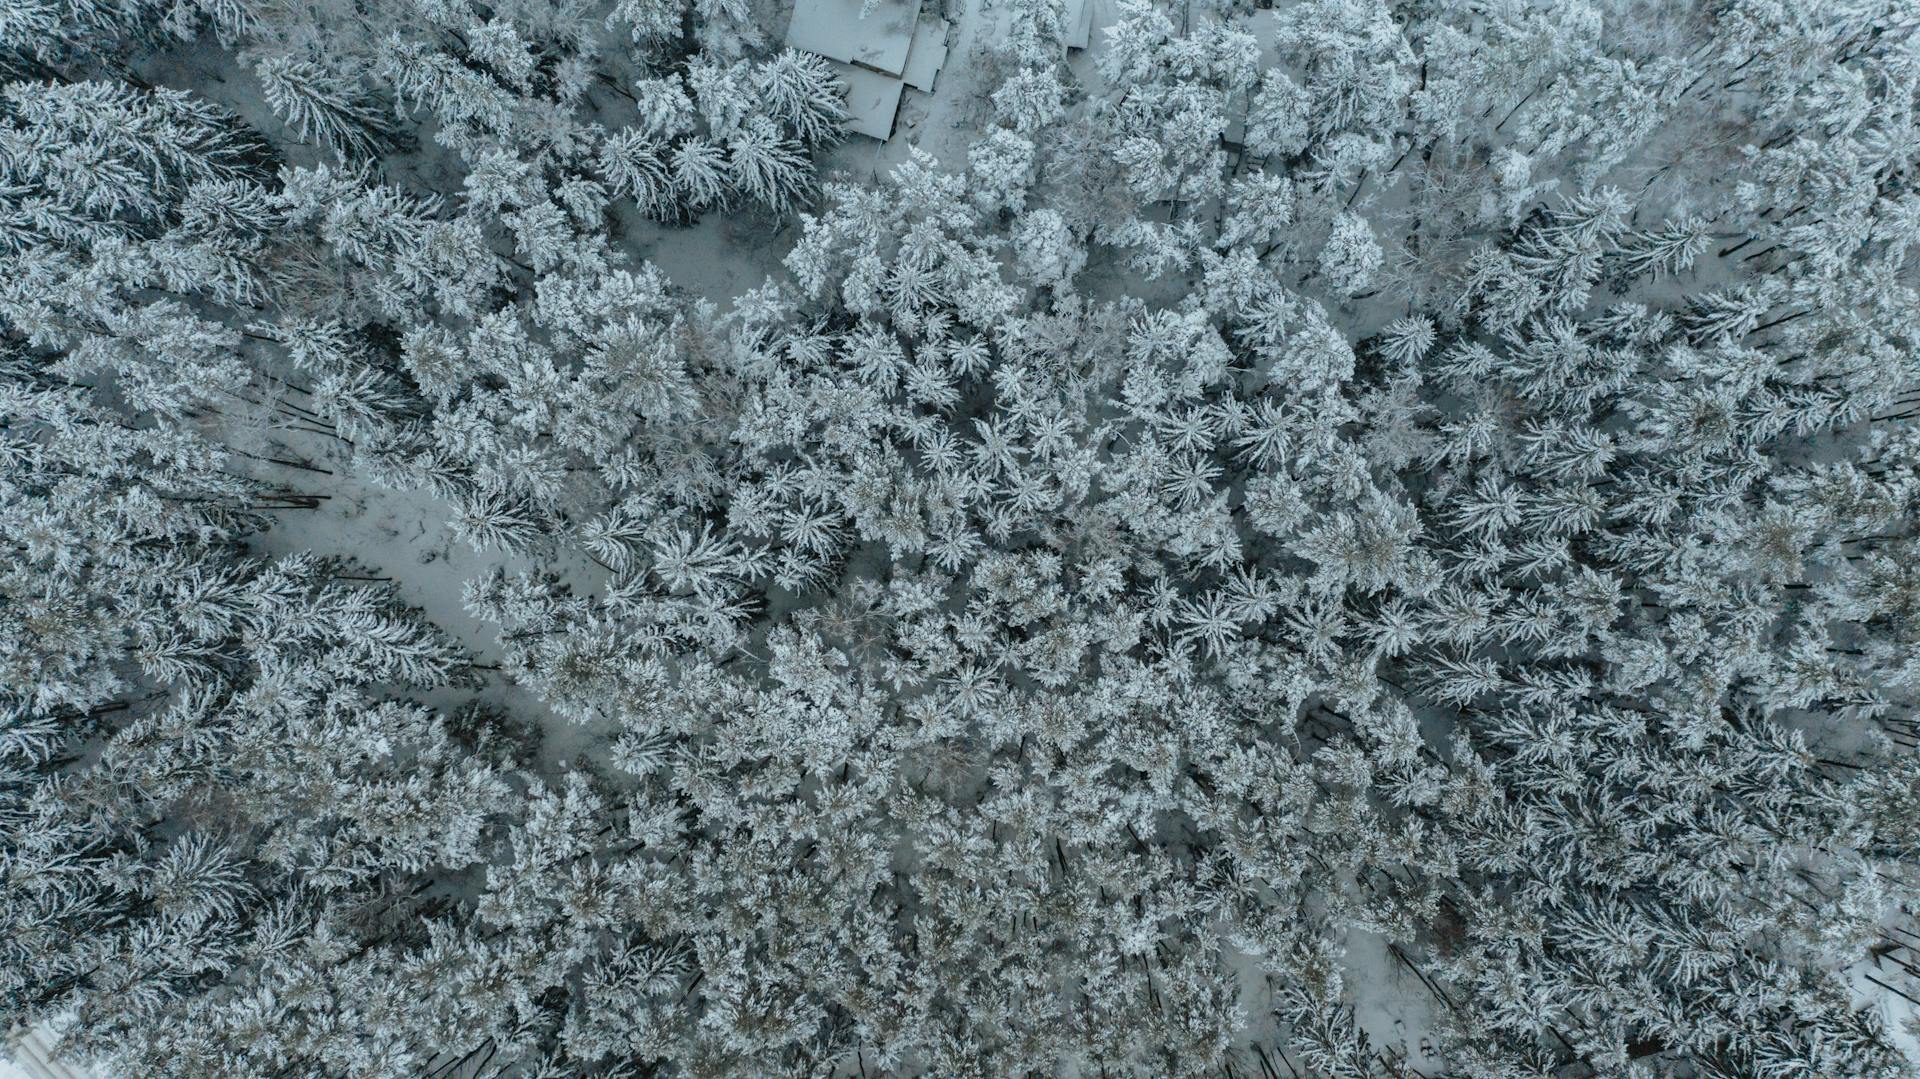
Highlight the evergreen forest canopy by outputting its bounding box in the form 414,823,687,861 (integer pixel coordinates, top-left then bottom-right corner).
4,0,1920,1074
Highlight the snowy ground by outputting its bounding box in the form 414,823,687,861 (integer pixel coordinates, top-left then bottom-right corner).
1854,956,1920,1064
234,427,613,772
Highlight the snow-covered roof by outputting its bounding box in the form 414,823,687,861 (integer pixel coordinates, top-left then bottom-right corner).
786,0,923,76
1063,0,1093,50
901,16,949,92
3,1025,89,1079
792,1,950,140
828,60,907,139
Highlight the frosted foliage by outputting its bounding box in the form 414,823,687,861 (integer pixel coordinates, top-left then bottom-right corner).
5,0,1920,1077
1013,207,1081,289
1319,210,1382,296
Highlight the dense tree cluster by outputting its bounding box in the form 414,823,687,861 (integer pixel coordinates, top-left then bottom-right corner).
5,0,1920,1075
